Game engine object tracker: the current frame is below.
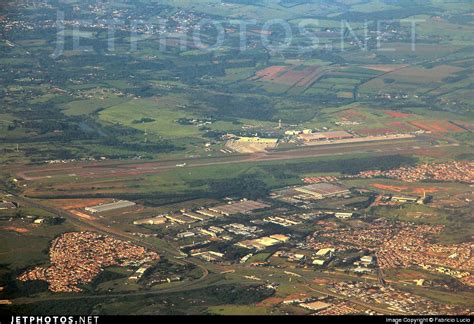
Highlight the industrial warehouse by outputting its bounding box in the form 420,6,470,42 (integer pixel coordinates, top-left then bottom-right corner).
130,199,271,228
271,183,351,202
209,200,271,216
294,183,351,199
84,200,136,214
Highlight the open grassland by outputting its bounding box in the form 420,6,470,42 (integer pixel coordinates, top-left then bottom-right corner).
207,305,274,315
360,64,467,95
61,94,128,117
0,219,76,270
99,96,202,139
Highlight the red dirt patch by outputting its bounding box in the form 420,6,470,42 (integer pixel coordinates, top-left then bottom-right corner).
372,183,408,192
408,120,465,133
252,65,325,88
3,226,29,234
253,66,287,80
384,111,412,118
372,183,440,195
312,278,332,285
411,187,440,195
48,199,112,210
69,210,97,221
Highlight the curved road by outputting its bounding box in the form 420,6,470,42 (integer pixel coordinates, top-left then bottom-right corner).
7,193,213,305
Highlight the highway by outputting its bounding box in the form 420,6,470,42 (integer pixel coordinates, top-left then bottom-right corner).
3,137,457,309
5,192,402,312
303,281,405,315
5,193,214,305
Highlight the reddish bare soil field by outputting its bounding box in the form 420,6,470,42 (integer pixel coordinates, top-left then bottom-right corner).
336,108,366,121
252,65,324,88
372,183,408,192
3,226,29,234
253,66,287,80
312,278,333,285
69,210,98,221
384,111,412,118
47,198,112,210
372,183,440,195
408,120,465,133
412,187,440,195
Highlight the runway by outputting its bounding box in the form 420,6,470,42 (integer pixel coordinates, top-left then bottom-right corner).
15,137,451,181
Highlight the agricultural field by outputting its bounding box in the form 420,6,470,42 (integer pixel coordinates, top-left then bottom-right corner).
250,65,327,93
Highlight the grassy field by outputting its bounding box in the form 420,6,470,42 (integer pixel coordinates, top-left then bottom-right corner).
61,94,128,117
207,305,274,315
99,96,202,139
0,219,76,271
20,150,423,199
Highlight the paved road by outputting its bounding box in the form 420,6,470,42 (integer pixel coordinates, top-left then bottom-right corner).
11,277,229,305
6,193,213,305
304,281,406,315
4,138,455,309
